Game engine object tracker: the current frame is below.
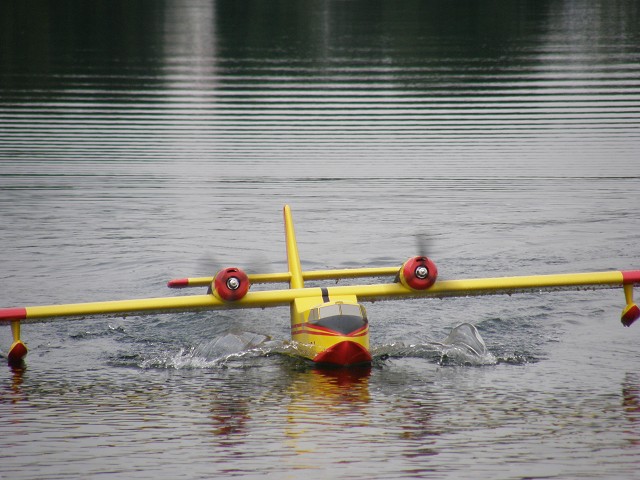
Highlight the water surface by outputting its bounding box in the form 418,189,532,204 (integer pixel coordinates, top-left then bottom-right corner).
1,1,640,478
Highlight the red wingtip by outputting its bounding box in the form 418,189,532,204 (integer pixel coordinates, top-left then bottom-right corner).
0,308,27,323
167,278,190,288
313,341,372,367
622,270,640,284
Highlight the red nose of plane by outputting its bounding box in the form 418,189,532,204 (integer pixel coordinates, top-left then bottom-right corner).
313,341,372,366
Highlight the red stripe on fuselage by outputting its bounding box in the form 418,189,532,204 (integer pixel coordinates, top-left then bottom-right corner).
291,328,337,337
291,324,369,337
346,325,368,337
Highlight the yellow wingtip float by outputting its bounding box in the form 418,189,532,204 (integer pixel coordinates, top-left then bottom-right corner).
2,205,640,367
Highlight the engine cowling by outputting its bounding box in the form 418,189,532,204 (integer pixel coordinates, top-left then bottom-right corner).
398,256,438,290
211,267,250,301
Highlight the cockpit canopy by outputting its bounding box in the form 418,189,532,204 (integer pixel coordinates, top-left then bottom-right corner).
308,302,368,335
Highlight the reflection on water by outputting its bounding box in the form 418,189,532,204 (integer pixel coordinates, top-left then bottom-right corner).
2,364,28,405
622,373,640,446
1,0,640,478
284,367,372,449
1,0,638,174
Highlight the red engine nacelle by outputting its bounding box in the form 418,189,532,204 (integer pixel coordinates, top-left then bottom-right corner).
211,267,250,301
398,256,438,290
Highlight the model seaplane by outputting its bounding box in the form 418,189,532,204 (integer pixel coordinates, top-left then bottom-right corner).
2,205,639,367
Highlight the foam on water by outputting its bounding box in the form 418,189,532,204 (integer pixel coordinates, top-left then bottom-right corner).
130,323,498,371
373,323,498,367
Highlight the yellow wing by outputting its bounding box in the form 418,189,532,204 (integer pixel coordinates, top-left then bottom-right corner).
2,269,638,323
1,202,638,324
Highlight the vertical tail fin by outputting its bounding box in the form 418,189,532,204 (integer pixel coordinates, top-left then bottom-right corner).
283,205,304,289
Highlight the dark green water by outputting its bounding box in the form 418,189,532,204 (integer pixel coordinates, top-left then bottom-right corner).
1,1,640,478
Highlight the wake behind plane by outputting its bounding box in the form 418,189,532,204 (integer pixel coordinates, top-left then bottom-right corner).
1,205,639,367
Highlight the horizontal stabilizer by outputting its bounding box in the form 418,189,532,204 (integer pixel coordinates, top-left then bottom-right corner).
167,267,400,288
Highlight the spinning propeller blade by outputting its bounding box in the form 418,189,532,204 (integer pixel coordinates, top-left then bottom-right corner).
415,232,434,258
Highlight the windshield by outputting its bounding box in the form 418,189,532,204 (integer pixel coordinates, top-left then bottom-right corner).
308,303,368,335
308,303,367,322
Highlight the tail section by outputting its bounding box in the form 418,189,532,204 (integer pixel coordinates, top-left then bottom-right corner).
283,205,304,289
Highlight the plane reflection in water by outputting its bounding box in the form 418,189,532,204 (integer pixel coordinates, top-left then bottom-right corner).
202,323,492,460
281,360,441,465
199,354,372,443
283,366,372,459
622,373,640,447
